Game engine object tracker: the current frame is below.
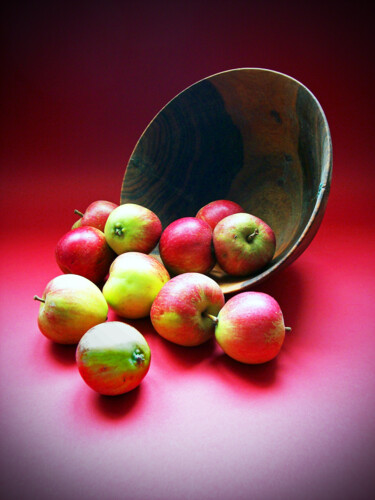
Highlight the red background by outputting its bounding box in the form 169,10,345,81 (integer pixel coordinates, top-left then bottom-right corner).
1,1,374,498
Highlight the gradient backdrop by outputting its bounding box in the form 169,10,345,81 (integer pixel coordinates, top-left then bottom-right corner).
1,1,374,499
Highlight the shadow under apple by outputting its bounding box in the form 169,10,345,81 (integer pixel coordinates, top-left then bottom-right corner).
48,342,77,367
110,312,217,369
108,312,155,336
154,335,218,370
92,385,143,421
211,351,280,390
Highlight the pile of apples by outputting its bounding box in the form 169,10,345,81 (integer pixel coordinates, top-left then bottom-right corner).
34,199,290,396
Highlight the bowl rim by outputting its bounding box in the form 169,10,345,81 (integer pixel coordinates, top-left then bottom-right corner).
122,67,333,293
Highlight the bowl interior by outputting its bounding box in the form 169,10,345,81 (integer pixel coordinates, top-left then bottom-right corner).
121,68,332,293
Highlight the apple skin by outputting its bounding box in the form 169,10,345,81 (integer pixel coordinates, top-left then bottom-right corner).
159,217,215,275
72,200,118,232
104,203,162,255
103,252,170,319
196,199,244,230
34,274,108,344
150,272,225,346
76,321,151,395
215,292,286,364
56,226,116,285
213,212,276,276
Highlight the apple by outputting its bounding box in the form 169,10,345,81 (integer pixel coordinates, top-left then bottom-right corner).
196,199,244,230
103,252,170,319
104,203,162,255
159,217,215,275
55,226,116,285
72,200,118,232
213,212,276,276
214,291,289,364
33,274,108,344
76,321,151,395
150,272,225,346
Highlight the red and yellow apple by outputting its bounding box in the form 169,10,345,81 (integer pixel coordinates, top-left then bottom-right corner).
55,226,116,284
196,199,244,230
159,217,215,275
103,252,170,319
150,272,225,346
213,212,276,276
33,274,108,344
72,200,118,231
104,203,162,255
215,291,287,364
76,321,151,395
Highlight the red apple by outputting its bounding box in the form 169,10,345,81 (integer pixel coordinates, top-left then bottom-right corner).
214,292,288,364
213,212,276,276
76,321,151,395
196,199,244,230
150,272,225,346
72,200,118,232
56,226,116,284
159,217,215,275
104,203,162,255
33,274,108,344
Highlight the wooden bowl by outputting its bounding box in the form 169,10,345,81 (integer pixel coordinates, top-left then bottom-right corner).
121,68,332,294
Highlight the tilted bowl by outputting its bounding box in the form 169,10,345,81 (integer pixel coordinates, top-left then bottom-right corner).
121,68,332,293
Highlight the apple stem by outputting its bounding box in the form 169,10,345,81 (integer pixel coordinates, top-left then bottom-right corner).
247,228,259,242
285,326,292,332
33,295,45,303
74,209,84,218
203,312,219,325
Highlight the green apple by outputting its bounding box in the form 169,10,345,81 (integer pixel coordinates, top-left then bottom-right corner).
104,203,162,255
33,274,108,344
76,321,151,396
103,252,170,319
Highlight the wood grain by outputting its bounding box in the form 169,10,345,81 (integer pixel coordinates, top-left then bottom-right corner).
121,69,332,293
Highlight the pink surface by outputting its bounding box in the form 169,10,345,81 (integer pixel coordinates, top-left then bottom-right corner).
1,2,375,499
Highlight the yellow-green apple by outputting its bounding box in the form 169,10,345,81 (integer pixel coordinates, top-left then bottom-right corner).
213,212,276,276
103,252,170,319
55,226,116,285
76,321,151,395
214,291,288,364
150,272,225,346
196,199,244,230
104,203,162,255
159,217,215,275
33,274,108,344
72,200,118,231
